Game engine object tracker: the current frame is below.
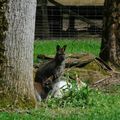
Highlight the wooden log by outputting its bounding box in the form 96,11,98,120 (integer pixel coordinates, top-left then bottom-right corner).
36,53,95,68
37,54,53,60
65,53,95,68
35,54,113,72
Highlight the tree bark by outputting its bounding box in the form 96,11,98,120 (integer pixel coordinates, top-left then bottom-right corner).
40,0,50,38
99,0,120,67
68,11,75,32
0,0,36,110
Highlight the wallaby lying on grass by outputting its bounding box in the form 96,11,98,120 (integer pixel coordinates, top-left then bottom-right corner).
34,45,67,100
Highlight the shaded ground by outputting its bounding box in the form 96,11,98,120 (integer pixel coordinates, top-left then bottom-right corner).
34,53,120,90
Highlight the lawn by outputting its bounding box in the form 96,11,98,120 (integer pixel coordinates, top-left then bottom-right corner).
1,86,120,120
34,38,101,62
1,38,120,120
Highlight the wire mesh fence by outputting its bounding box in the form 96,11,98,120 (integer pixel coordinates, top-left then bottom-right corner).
35,0,104,40
34,0,104,59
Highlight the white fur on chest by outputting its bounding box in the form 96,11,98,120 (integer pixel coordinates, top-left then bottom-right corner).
51,80,71,98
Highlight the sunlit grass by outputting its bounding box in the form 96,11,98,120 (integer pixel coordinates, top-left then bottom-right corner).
34,38,101,62
1,86,120,120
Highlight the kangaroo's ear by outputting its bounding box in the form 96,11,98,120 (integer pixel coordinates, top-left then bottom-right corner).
56,45,60,51
63,45,67,51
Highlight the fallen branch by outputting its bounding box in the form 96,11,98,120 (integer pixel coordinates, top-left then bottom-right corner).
95,57,112,71
37,54,53,60
91,72,120,89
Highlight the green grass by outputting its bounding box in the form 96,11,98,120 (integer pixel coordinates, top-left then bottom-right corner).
1,39,120,120
34,38,101,62
1,86,120,120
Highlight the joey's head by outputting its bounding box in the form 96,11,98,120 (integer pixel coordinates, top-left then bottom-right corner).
55,45,67,63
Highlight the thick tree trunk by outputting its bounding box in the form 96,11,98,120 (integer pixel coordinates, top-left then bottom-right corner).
99,0,120,67
0,0,36,110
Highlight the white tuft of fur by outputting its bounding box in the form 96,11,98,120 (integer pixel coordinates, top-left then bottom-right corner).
51,80,71,98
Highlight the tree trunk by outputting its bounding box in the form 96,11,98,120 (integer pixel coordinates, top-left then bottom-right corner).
68,12,75,32
0,0,36,110
40,0,50,38
99,0,120,67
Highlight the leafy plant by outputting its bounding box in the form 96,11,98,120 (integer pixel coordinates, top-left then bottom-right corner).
44,81,90,108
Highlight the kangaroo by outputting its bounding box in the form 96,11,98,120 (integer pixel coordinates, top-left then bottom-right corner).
35,45,67,100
